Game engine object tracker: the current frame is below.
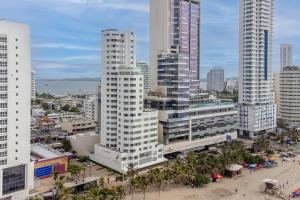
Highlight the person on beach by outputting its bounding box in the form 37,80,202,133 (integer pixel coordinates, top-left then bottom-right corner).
235,187,238,193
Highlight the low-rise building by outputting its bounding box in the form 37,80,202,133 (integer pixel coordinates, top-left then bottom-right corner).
37,116,56,132
32,108,45,118
67,132,100,156
225,79,238,93
61,119,96,134
31,144,70,179
145,94,238,154
83,95,98,122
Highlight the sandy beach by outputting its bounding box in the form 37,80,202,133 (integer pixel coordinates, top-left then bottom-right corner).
127,157,300,200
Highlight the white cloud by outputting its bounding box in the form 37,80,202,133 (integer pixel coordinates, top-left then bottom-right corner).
32,43,100,51
59,55,99,61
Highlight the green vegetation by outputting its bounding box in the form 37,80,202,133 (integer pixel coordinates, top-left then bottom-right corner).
216,90,238,102
69,106,80,113
61,139,72,152
41,102,49,110
62,104,70,112
52,175,125,200
62,104,80,113
36,92,55,99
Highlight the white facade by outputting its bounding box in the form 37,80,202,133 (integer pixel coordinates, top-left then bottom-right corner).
31,70,36,100
150,0,171,91
280,43,293,69
207,68,225,92
0,20,33,200
238,0,276,138
91,29,165,173
83,95,98,122
279,66,300,126
137,62,150,92
67,132,100,156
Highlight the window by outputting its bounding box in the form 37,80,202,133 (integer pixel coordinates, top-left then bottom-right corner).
2,165,26,195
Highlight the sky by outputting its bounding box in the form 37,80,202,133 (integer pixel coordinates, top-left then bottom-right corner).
1,0,300,79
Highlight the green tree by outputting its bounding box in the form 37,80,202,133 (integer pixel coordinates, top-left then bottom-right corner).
62,104,70,112
68,164,83,184
69,106,80,113
192,173,210,187
41,102,49,110
62,139,72,152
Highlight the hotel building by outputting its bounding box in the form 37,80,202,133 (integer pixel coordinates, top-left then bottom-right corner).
0,20,34,200
90,29,165,173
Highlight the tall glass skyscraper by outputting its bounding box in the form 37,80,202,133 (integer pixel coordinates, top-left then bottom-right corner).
150,0,200,96
238,0,276,138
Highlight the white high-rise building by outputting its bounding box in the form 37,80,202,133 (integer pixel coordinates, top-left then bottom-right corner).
137,62,150,92
31,70,36,100
280,43,293,69
83,95,98,123
90,29,165,173
0,20,34,200
279,66,300,127
238,0,276,138
207,68,225,92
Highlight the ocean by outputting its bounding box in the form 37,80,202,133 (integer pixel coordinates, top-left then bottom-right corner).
37,79,207,96
37,80,99,96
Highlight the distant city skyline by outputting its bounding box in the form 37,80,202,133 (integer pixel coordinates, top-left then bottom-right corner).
1,0,299,79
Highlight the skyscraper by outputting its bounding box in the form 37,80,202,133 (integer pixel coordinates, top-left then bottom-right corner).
146,0,238,151
280,43,293,69
99,29,135,148
150,0,200,95
238,0,276,138
0,20,33,200
207,68,225,92
90,29,165,172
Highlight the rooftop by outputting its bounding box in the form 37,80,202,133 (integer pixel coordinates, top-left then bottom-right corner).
190,101,235,109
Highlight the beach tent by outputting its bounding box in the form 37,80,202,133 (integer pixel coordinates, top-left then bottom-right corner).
225,164,243,178
262,179,280,192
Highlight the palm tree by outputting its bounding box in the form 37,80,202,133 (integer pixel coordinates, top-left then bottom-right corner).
68,164,83,184
127,164,138,179
86,186,101,200
55,180,72,200
99,177,105,188
161,167,173,191
113,185,126,200
128,177,136,200
135,175,149,200
186,152,197,175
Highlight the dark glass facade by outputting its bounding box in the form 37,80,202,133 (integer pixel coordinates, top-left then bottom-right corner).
2,165,26,195
170,0,200,95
